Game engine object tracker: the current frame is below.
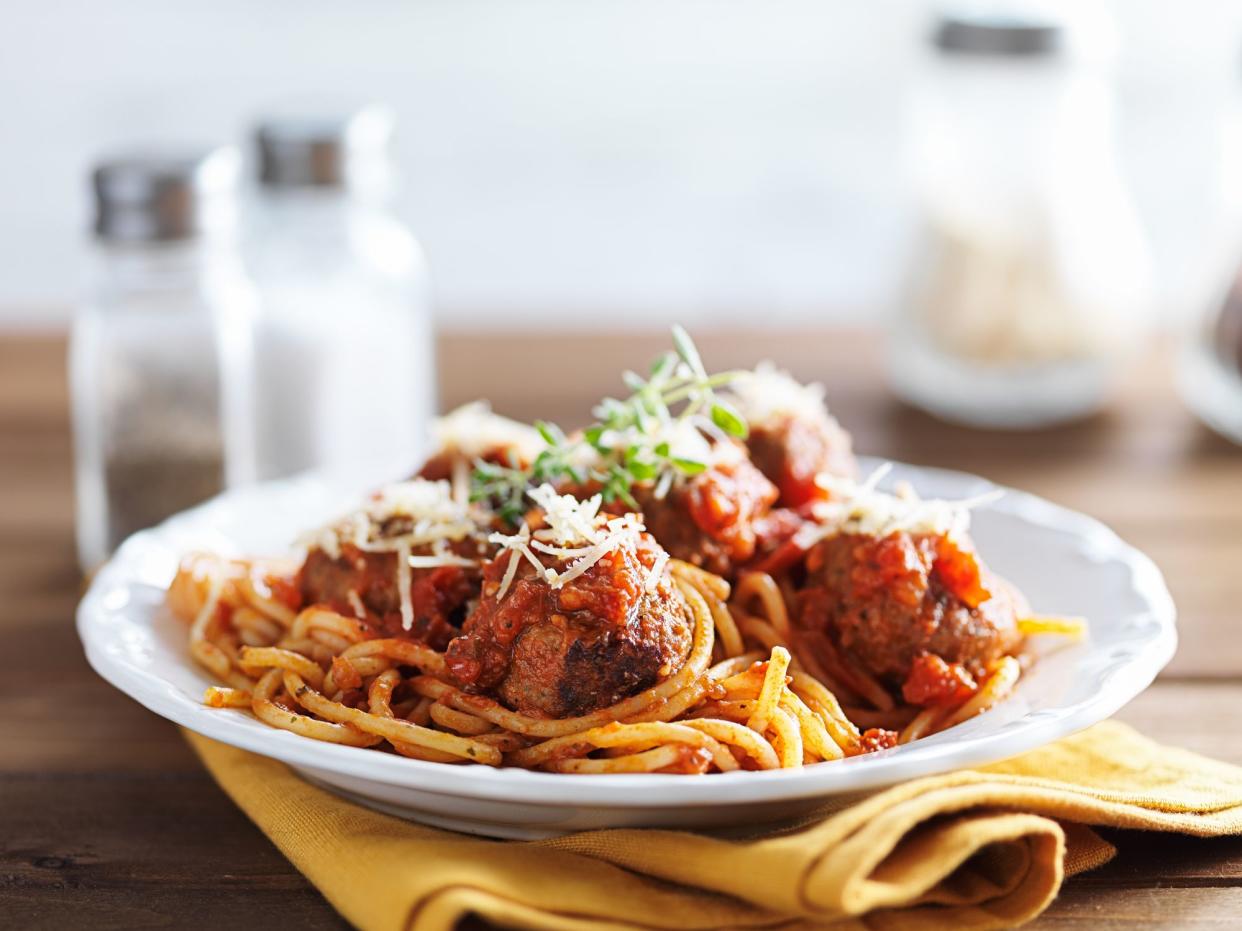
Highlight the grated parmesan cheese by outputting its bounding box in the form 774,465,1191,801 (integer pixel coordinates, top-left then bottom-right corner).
550,516,643,588
299,478,479,558
487,483,647,600
528,484,603,546
297,478,485,633
432,401,543,463
407,553,479,569
725,361,837,426
797,463,1003,548
396,541,414,630
644,549,670,593
488,523,546,599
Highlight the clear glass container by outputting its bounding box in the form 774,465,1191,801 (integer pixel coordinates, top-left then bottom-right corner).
245,105,434,482
889,6,1153,428
72,148,255,571
1179,262,1242,444
1178,75,1242,445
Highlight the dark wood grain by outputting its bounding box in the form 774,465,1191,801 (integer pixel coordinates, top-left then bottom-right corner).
2,330,1241,931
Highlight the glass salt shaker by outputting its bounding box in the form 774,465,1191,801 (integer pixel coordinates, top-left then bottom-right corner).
72,147,256,571
245,104,435,482
888,5,1153,428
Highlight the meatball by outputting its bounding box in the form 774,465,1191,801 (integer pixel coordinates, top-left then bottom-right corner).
300,542,480,649
747,412,856,508
418,445,525,483
445,526,693,718
796,530,1023,695
724,363,856,508
748,506,811,575
298,480,489,649
418,401,542,483
633,454,779,579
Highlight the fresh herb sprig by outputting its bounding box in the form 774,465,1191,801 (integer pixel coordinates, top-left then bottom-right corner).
470,420,585,526
470,326,749,525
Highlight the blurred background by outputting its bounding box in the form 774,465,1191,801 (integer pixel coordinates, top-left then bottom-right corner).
3,0,1242,574
3,0,1242,330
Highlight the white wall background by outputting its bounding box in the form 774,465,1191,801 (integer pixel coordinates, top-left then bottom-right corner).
2,0,1242,330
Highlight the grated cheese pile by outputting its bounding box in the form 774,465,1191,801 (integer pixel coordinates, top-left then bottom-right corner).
303,479,479,558
432,401,544,464
488,483,663,600
725,361,837,426
797,463,1003,548
299,478,482,631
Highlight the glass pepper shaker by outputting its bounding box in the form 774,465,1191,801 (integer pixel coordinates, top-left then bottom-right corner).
888,5,1153,428
71,146,256,571
245,104,435,483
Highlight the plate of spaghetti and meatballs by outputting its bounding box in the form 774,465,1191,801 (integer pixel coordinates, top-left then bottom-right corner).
78,327,1177,836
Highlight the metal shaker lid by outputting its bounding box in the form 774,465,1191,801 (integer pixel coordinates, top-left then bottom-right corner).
92,145,241,242
933,7,1064,57
254,104,395,189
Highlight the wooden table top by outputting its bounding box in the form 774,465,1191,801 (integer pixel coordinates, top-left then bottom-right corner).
4,329,1242,929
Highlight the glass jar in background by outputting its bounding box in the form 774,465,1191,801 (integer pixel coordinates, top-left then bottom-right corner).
1178,71,1242,445
1177,273,1242,444
246,104,434,482
72,147,256,571
888,5,1154,428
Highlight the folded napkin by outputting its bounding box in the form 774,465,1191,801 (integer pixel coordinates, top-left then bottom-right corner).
186,721,1242,931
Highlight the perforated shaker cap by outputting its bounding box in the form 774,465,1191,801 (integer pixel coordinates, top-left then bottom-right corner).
92,145,241,241
933,6,1064,57
255,104,395,190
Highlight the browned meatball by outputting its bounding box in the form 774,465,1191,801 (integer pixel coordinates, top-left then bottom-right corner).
796,530,1023,692
445,527,692,718
747,412,856,508
418,444,527,483
632,455,778,579
418,401,542,484
300,541,481,649
299,484,489,649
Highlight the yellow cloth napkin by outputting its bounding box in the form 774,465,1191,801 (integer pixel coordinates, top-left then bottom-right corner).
185,721,1242,931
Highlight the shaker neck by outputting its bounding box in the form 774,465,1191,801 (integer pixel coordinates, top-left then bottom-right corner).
255,184,392,221
92,233,244,291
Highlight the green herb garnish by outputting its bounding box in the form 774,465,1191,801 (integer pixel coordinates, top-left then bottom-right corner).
469,326,748,525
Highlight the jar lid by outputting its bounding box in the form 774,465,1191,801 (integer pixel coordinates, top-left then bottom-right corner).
92,146,241,242
254,103,395,190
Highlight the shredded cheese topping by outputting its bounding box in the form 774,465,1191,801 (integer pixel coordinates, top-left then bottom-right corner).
644,549,670,593
528,484,604,546
432,400,543,463
797,463,1003,547
302,479,478,560
396,541,414,631
726,361,836,426
488,483,659,601
300,478,483,631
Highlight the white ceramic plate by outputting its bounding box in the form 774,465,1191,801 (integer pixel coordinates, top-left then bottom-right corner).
78,459,1177,838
